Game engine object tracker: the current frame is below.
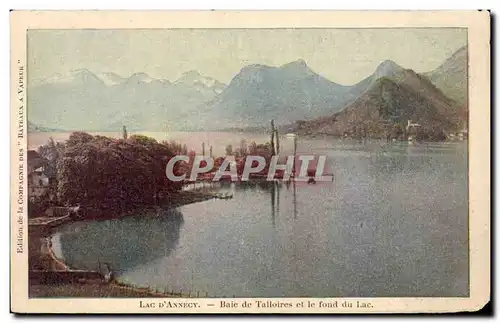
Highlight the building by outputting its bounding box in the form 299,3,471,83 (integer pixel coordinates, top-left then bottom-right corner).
406,119,422,132
27,150,50,199
458,128,468,141
406,120,422,141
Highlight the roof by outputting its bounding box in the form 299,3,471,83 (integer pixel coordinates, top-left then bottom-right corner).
27,150,41,160
27,150,49,170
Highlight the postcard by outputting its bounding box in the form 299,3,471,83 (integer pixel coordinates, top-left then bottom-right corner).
10,10,490,314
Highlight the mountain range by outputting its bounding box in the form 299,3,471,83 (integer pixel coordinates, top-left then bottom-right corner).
203,60,356,129
296,69,465,139
423,45,467,107
28,45,468,136
294,46,468,138
28,69,226,131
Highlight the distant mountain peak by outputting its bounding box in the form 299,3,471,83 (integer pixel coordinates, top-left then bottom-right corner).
281,58,307,67
96,71,125,86
130,72,150,78
127,72,156,84
99,71,122,77
176,70,205,83
180,70,201,78
240,64,268,73
174,70,225,93
373,60,404,79
379,59,398,67
423,44,468,106
280,59,312,73
453,45,467,56
69,68,93,75
42,68,103,86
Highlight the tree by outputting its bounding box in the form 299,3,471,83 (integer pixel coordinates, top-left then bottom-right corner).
122,125,128,140
66,132,94,147
391,123,404,140
57,132,184,213
275,126,280,154
238,139,247,157
129,134,158,145
296,120,307,130
248,142,258,155
161,140,187,155
270,120,276,155
237,142,273,175
37,137,65,182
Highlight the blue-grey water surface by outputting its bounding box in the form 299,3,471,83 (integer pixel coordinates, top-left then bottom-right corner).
51,139,468,297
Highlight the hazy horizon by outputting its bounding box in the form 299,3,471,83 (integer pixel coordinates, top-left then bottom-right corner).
28,28,466,86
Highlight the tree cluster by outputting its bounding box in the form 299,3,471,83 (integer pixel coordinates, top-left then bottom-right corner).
56,132,185,211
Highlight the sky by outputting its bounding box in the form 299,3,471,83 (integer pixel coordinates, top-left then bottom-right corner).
28,28,467,86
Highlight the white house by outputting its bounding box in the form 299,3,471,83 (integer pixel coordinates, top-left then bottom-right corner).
406,119,421,131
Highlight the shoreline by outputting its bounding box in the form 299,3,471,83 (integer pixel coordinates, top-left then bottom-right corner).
29,190,219,298
29,234,187,298
29,190,216,227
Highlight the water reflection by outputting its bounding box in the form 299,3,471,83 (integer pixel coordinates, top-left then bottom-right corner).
229,180,297,226
270,181,285,226
52,208,184,274
50,141,468,297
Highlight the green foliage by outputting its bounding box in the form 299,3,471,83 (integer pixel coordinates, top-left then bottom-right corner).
56,132,183,211
129,134,158,145
28,187,57,217
66,132,94,147
122,125,128,140
161,140,188,155
391,123,404,139
237,141,274,175
37,137,65,180
295,120,307,129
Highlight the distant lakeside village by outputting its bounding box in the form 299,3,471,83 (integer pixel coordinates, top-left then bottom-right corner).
27,115,468,224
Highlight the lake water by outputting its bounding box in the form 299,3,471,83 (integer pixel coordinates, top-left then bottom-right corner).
47,133,468,297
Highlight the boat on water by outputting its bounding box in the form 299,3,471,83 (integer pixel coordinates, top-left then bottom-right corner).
215,192,233,199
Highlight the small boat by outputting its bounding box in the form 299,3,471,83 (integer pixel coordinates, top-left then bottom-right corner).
215,192,233,199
